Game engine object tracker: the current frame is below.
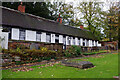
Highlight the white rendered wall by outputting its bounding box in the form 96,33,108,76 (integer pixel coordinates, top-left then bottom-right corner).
11,28,19,40
41,32,46,42
51,34,55,43
75,37,79,45
26,30,36,41
59,35,63,43
80,38,83,46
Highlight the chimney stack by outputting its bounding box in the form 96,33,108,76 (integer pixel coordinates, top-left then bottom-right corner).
80,25,84,29
18,2,25,13
57,7,62,24
57,14,62,24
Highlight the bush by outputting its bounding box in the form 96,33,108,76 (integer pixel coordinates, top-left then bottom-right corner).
64,45,82,57
2,49,9,54
83,50,108,55
2,47,63,62
9,43,29,49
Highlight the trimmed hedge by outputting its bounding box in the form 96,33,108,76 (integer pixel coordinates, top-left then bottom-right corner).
2,47,63,61
83,50,108,55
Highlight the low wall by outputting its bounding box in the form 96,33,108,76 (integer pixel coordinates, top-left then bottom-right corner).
8,40,63,51
66,45,100,52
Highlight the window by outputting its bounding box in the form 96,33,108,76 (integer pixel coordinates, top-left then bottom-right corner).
83,42,85,46
36,31,41,41
46,33,51,43
55,34,59,43
8,27,12,39
69,37,71,45
92,41,94,46
83,39,85,46
63,36,66,45
96,41,97,46
19,29,25,40
67,37,71,45
78,38,80,45
73,37,75,45
86,40,88,46
63,36,66,49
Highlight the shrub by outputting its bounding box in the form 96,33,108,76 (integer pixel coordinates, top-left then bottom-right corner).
2,47,63,63
2,49,9,54
9,43,29,49
64,45,82,57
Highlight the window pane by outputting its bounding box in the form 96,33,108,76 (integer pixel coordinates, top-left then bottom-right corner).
46,34,51,43
36,34,41,41
63,37,66,45
19,29,25,40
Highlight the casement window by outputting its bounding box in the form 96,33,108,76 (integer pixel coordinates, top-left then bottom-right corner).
63,36,66,45
63,36,66,49
67,37,71,45
55,34,59,43
8,28,12,39
78,38,80,45
36,31,41,41
19,29,25,40
73,37,75,45
83,39,85,46
96,41,97,46
46,33,51,43
92,41,94,46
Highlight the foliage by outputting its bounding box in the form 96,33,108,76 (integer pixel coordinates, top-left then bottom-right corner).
2,47,62,62
2,2,83,27
2,2,55,20
83,50,108,55
76,1,106,40
9,42,29,49
64,45,82,57
47,1,79,26
103,2,119,41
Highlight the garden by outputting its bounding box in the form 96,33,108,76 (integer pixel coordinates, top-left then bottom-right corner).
1,43,118,78
2,52,118,78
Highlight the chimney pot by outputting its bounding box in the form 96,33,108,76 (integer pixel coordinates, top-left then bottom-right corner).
80,25,84,29
18,2,25,13
57,18,62,24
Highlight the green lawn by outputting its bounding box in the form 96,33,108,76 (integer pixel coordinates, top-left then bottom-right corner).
2,53,118,78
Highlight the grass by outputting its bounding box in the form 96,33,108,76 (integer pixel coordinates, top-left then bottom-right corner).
2,53,118,78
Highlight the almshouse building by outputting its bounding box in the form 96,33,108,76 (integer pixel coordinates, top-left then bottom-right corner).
0,5,101,50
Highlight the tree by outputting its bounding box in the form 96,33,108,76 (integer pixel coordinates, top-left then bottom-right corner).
48,1,77,26
103,2,119,41
2,2,55,20
76,1,106,40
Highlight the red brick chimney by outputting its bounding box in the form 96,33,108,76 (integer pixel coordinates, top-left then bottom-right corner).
18,2,25,13
57,8,62,24
80,25,84,29
57,14,62,24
